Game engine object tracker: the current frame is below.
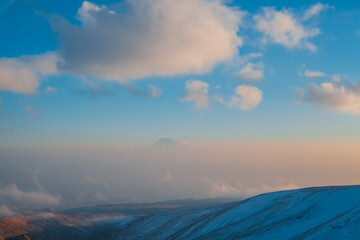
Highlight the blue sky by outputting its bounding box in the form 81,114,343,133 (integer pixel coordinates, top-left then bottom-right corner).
1,0,360,147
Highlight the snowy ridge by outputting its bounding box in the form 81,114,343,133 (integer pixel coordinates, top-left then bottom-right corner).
113,185,360,240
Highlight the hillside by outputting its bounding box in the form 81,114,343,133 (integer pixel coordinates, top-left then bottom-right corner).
1,185,359,239
112,185,360,240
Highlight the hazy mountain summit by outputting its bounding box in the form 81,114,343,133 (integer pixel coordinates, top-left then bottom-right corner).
153,138,179,146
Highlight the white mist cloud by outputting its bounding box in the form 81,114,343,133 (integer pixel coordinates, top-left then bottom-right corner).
0,204,15,217
149,85,162,98
237,62,264,81
0,53,58,94
303,3,333,21
184,80,210,109
228,85,262,110
298,81,360,115
209,179,300,197
304,70,325,78
44,86,57,93
53,0,243,81
0,183,60,207
237,53,263,65
254,7,320,51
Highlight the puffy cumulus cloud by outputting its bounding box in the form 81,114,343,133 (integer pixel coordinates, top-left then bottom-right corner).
53,0,243,82
237,62,264,81
0,184,60,208
254,7,320,51
0,53,58,94
228,85,262,110
303,3,333,21
304,70,325,78
149,85,162,98
0,204,15,217
298,81,360,115
184,80,210,109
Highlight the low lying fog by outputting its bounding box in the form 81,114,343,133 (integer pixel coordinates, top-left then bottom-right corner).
0,141,359,216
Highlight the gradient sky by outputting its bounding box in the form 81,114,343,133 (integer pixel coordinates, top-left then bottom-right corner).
0,0,360,214
0,0,359,147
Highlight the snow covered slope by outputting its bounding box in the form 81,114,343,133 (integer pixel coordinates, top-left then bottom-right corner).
112,185,360,240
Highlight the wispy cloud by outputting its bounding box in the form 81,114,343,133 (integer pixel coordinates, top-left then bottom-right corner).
237,62,264,81
254,7,320,51
0,204,15,217
44,86,56,93
72,86,115,99
304,70,326,78
149,85,162,98
0,183,60,208
303,3,333,21
331,74,341,84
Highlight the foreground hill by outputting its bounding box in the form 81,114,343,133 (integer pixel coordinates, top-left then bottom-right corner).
112,185,360,240
1,185,359,239
0,198,231,240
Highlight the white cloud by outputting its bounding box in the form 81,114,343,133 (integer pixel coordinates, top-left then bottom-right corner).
332,74,341,84
303,3,333,21
0,204,15,217
304,70,325,78
149,85,162,98
298,81,360,115
237,52,263,65
44,86,57,93
0,184,60,207
0,53,58,94
228,85,262,110
184,80,210,109
237,62,264,81
254,7,320,51
53,0,243,81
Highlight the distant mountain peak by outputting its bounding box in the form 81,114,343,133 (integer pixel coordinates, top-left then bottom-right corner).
153,138,178,146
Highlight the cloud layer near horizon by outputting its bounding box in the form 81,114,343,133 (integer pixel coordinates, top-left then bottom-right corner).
52,0,243,81
1,141,359,211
